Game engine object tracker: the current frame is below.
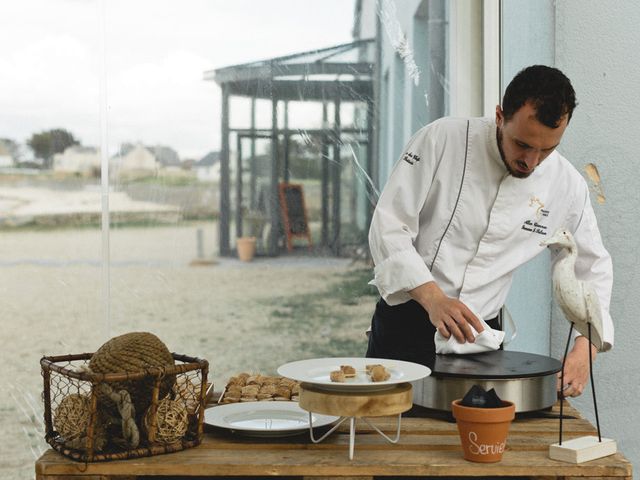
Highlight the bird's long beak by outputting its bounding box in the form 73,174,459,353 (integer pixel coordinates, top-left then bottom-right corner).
539,238,552,247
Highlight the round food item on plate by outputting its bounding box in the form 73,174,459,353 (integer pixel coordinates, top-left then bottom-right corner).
340,365,356,378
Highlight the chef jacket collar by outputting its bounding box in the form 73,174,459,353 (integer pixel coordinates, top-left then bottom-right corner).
487,120,506,172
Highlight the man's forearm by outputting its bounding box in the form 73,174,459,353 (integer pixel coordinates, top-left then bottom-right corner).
572,335,598,359
408,281,444,314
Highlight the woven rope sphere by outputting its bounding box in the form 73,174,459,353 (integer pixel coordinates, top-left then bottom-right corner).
89,332,175,418
54,394,91,441
144,398,188,444
173,377,200,414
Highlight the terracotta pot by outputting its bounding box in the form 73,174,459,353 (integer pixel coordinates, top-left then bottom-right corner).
451,399,515,463
236,236,257,262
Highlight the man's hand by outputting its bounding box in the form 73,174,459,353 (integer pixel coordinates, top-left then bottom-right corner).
409,282,484,343
557,336,597,398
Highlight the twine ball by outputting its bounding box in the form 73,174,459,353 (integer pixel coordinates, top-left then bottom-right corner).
144,398,188,444
89,332,175,418
54,394,91,441
173,377,201,414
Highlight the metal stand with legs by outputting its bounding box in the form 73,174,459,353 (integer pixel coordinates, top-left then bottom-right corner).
299,382,413,460
308,413,403,460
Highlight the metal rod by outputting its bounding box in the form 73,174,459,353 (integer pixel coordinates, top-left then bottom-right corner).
559,322,574,445
250,98,257,209
219,85,231,255
321,102,329,248
307,413,348,443
349,417,356,460
236,135,243,238
588,323,602,441
361,414,402,443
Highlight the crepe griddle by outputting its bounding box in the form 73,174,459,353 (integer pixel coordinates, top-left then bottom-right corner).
412,350,562,412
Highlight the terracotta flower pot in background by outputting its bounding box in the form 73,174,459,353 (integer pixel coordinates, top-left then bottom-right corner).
236,236,257,262
451,399,516,463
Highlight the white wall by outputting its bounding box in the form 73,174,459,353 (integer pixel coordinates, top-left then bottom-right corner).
550,0,640,467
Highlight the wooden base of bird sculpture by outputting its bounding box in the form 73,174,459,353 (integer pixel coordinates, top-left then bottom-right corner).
549,436,616,464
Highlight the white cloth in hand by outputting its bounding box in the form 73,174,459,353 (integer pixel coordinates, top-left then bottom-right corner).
434,317,505,354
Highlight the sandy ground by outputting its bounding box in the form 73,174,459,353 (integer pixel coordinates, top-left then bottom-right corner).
0,222,374,479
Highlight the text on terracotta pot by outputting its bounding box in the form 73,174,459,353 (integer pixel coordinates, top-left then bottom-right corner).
468,431,506,455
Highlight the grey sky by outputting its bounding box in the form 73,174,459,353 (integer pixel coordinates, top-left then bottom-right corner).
0,0,356,160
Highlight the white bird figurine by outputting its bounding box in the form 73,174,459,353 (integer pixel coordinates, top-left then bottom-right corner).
540,228,604,351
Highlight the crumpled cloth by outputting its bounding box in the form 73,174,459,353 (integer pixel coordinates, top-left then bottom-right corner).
434,317,505,354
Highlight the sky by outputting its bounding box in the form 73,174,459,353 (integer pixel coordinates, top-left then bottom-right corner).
0,0,356,160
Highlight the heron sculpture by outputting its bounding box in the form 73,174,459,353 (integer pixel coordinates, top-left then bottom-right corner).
541,227,615,462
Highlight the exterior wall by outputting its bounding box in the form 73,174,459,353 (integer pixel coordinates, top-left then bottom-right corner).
550,0,640,467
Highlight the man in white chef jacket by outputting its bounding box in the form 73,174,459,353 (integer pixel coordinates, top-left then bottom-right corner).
367,65,613,398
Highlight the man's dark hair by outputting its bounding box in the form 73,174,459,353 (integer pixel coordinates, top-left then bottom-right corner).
502,65,577,128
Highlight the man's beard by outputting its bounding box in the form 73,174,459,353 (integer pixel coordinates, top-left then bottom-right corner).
496,126,531,179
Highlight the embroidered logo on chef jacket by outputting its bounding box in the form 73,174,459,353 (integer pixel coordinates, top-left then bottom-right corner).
521,196,550,236
402,152,421,165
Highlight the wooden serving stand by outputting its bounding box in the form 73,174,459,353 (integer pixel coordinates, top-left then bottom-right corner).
298,382,413,460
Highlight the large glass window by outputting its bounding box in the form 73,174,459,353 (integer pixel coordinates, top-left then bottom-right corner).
0,2,383,478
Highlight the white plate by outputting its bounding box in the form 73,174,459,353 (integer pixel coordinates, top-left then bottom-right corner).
277,357,431,392
204,401,338,437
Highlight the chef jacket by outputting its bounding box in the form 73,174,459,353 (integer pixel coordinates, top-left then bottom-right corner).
369,117,614,351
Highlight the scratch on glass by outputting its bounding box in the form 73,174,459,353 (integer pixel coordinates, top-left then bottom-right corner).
378,0,421,86
346,143,380,206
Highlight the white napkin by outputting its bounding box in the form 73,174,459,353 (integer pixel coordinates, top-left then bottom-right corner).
434,317,505,354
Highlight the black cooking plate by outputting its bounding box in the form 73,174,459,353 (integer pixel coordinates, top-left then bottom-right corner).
432,350,562,379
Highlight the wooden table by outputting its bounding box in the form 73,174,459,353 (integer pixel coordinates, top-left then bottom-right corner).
35,402,632,480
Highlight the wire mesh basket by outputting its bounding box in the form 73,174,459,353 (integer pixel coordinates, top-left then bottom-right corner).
41,352,209,462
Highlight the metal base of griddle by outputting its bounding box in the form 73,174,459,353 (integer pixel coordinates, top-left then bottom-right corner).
411,351,562,413
413,374,557,412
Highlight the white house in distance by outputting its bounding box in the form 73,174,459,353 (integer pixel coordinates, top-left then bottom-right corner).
195,151,220,182
110,143,158,181
53,145,100,177
0,140,14,168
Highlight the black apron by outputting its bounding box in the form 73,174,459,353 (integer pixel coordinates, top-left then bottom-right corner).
365,298,501,368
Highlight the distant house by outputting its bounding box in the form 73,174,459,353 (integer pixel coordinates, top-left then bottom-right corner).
0,140,14,168
110,143,158,181
195,151,220,182
151,145,181,167
53,145,100,177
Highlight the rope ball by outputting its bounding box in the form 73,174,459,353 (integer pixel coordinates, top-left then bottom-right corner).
54,393,91,441
144,398,188,445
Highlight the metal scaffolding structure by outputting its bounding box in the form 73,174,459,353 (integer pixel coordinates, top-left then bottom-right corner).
204,39,375,257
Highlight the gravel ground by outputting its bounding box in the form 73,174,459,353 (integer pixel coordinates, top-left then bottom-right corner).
0,222,374,479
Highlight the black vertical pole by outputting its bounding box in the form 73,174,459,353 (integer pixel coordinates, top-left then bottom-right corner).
283,101,290,184
321,101,329,249
559,322,574,445
235,135,243,238
588,324,602,442
219,84,231,256
331,96,341,256
250,98,257,209
268,92,279,256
